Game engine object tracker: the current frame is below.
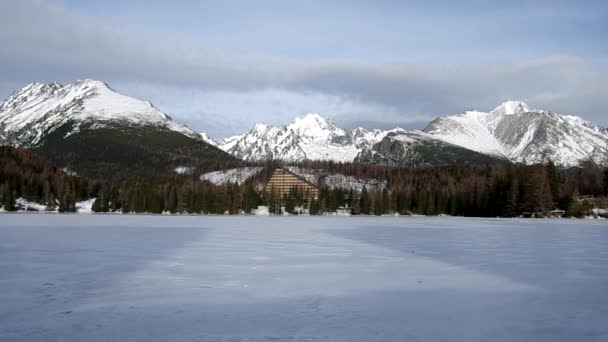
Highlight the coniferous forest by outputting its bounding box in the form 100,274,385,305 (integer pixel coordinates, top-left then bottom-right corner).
0,147,91,212
1,146,607,217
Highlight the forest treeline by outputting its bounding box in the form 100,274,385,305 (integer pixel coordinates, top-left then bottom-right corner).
0,146,91,211
1,146,607,217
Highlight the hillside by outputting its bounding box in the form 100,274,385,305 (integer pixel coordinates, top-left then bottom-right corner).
423,101,608,166
0,146,91,211
355,131,504,166
0,80,240,181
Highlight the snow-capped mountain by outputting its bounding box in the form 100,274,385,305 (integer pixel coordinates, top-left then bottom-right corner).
2,79,605,168
0,80,237,181
423,101,608,166
355,130,503,166
202,101,607,166
0,79,200,147
212,113,401,162
223,122,307,161
199,132,218,147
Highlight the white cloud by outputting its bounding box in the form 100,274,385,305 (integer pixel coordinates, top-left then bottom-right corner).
1,0,607,137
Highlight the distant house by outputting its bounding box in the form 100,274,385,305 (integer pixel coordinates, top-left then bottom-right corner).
265,167,319,201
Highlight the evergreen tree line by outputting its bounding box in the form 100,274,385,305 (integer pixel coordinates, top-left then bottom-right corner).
295,162,607,217
91,181,262,214
89,161,607,217
0,147,92,212
2,147,607,217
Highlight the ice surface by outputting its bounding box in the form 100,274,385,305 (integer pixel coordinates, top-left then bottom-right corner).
0,215,607,341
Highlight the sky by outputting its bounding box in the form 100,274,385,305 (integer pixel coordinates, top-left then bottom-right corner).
1,0,607,139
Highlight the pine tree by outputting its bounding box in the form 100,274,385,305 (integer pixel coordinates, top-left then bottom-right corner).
424,191,436,215
2,190,15,211
91,196,106,213
268,190,280,215
284,192,296,215
503,177,519,217
166,186,178,213
378,188,390,215
603,168,608,196
546,161,559,203
360,186,370,215
243,183,260,214
351,192,361,215
109,186,121,212
309,198,320,215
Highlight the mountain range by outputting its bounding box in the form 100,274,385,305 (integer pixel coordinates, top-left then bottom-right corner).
1,79,607,178
203,113,400,163
204,101,608,166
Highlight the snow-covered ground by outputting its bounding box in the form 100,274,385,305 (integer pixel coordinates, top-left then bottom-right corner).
75,198,96,213
173,166,193,175
0,216,607,341
10,198,96,213
288,166,386,191
14,197,51,212
200,167,263,185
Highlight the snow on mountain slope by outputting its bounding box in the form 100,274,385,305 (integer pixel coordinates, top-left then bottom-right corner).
5,80,604,168
209,103,606,166
491,100,535,115
221,123,307,161
424,101,608,166
201,167,263,185
199,132,218,147
350,127,403,150
423,109,508,158
214,114,395,162
356,130,503,166
0,79,200,147
492,111,608,165
287,113,345,143
287,166,386,192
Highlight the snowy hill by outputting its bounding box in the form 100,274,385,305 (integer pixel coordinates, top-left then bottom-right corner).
356,131,503,166
0,80,238,181
423,101,608,166
287,166,386,192
201,167,263,185
213,113,400,162
0,79,200,147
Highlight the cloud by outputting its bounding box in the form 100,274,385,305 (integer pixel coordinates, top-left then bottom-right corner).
1,0,607,137
113,82,409,138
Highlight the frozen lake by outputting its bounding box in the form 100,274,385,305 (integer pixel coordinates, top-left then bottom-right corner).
0,215,607,341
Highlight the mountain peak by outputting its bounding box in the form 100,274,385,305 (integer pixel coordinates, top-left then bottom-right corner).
199,132,218,146
252,122,270,132
290,113,333,126
300,112,325,120
0,79,200,146
491,101,533,115
289,113,337,132
7,82,60,99
72,79,112,90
